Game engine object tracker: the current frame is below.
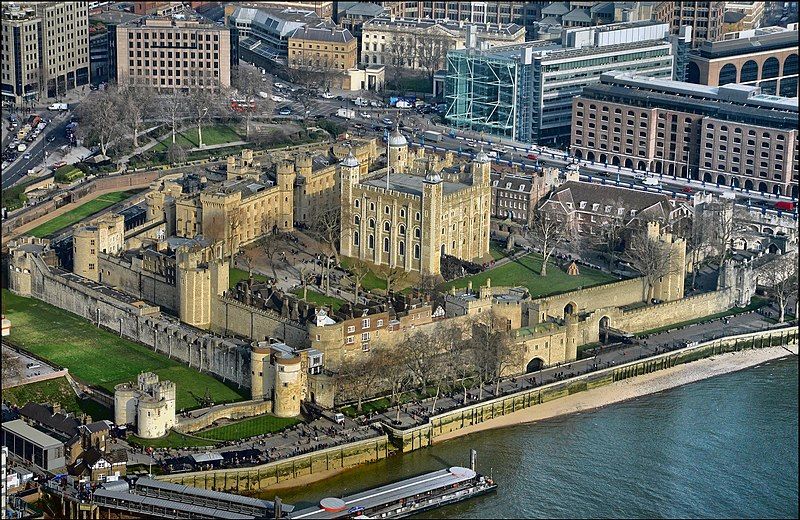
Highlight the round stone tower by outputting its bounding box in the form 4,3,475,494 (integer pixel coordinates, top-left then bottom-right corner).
136,398,170,439
273,352,303,417
250,344,270,400
388,127,408,173
113,383,137,426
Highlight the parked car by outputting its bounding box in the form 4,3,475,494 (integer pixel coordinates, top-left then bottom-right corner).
381,117,393,125
320,91,335,99
359,111,371,119
23,153,31,159
681,186,694,193
273,82,286,89
527,153,538,160
278,107,292,116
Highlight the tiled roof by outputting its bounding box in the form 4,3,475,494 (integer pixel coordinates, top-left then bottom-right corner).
290,25,354,43
19,403,81,438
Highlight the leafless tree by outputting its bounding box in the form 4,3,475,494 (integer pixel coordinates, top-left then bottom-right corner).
237,246,260,277
119,82,155,148
337,354,380,412
186,86,222,148
416,32,451,83
415,272,440,300
385,34,417,88
397,330,438,393
526,209,569,277
159,89,188,145
74,85,125,157
384,266,409,294
306,204,341,295
591,196,627,270
259,232,284,281
624,230,679,303
687,210,716,290
166,143,188,165
760,253,798,323
345,259,371,304
373,344,411,423
234,64,271,136
469,311,518,398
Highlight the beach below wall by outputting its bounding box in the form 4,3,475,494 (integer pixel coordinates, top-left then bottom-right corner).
256,343,797,493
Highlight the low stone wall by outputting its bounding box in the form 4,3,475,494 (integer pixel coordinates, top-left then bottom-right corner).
532,277,644,321
1,369,69,390
175,400,273,434
155,435,390,492
212,296,309,347
383,325,798,452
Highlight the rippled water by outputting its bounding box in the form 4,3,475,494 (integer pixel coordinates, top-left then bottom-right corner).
273,357,798,519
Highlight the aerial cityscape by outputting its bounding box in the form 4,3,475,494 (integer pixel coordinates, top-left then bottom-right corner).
0,1,797,518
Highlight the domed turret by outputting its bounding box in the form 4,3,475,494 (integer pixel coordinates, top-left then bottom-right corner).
475,146,491,164
388,128,407,148
340,151,360,168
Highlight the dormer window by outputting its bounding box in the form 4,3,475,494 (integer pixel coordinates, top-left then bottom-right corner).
579,201,587,209
617,208,625,216
592,203,599,211
604,205,611,213
630,210,637,216
506,182,512,189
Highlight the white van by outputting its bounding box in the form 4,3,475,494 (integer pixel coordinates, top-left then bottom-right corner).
334,413,345,425
642,177,660,187
633,172,646,180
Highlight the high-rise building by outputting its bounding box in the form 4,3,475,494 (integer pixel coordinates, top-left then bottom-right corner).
1,2,90,106
723,1,766,32
445,21,681,144
653,1,726,47
570,71,799,198
115,15,233,91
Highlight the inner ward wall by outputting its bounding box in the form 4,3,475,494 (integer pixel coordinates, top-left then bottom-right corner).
211,296,310,347
533,277,644,321
614,289,734,333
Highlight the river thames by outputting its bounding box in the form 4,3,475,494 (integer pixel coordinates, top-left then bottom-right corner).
272,356,798,518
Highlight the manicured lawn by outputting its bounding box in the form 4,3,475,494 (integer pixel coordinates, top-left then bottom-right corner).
229,267,270,288
27,191,137,238
3,290,248,411
128,431,218,449
292,288,345,312
151,125,242,152
2,377,112,421
340,257,387,292
195,415,299,442
441,253,619,298
489,242,512,261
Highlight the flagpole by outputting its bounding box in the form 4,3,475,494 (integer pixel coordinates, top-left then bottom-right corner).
387,126,391,190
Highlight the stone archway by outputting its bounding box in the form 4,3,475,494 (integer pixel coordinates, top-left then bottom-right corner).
564,301,578,317
526,358,545,373
599,315,611,344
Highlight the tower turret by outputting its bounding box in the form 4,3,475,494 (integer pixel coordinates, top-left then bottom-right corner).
471,147,492,187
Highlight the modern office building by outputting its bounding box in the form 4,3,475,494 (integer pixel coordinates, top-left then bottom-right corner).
229,6,331,67
385,1,542,37
1,1,90,106
723,1,765,31
88,8,142,85
571,71,799,198
686,26,798,96
1,420,66,473
445,21,680,144
115,15,234,91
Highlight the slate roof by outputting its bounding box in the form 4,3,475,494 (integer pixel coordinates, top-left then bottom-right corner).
290,25,354,43
563,8,592,23
541,2,570,16
362,173,468,196
19,403,81,438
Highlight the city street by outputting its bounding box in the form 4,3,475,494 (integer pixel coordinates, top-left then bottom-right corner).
2,111,73,189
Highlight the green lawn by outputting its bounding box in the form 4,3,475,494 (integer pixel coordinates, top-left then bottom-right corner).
489,242,513,261
1,376,112,421
3,290,248,411
441,253,619,298
27,191,137,238
152,125,242,152
229,267,270,288
292,288,345,312
128,431,218,449
340,257,387,292
195,415,299,442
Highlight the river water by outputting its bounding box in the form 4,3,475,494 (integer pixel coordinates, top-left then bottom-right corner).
272,357,798,519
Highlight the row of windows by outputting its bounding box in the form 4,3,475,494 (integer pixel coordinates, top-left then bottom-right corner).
353,232,420,258
128,32,219,41
353,199,421,220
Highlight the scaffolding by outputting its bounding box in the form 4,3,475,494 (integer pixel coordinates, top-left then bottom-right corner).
445,50,527,141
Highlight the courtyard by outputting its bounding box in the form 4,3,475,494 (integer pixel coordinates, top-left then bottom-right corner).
27,190,139,238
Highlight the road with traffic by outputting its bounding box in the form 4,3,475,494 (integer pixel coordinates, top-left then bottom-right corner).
2,112,74,189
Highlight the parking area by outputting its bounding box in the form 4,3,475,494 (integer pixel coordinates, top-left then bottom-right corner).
1,343,60,387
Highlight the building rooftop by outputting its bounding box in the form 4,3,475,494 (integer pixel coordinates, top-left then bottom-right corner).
2,419,63,450
290,24,354,43
696,28,799,59
339,2,385,18
362,173,468,197
364,16,523,37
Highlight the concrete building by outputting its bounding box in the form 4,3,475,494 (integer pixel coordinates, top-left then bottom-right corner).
229,6,331,67
1,2,90,107
224,1,334,21
114,372,176,439
340,132,492,276
385,1,543,38
73,213,125,282
686,26,798,96
653,1,726,47
115,15,233,91
360,17,525,71
88,8,143,85
1,420,65,472
287,25,357,76
445,21,680,144
571,71,799,198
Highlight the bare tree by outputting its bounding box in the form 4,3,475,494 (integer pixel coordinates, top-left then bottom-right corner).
384,266,409,294
416,32,451,83
186,86,221,148
2,348,24,383
687,210,716,290
415,272,440,300
624,230,678,303
373,344,411,424
469,311,517,399
259,232,284,281
385,34,417,88
337,354,380,413
119,82,155,148
397,330,438,394
306,204,341,295
526,210,568,277
345,259,371,304
760,253,798,323
74,85,125,157
234,64,271,136
159,89,188,145
166,143,187,165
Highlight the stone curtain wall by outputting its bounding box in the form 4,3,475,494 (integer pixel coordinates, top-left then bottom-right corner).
156,435,390,492
211,296,310,347
175,400,273,434
98,254,179,312
27,254,251,390
384,325,798,453
614,289,733,333
532,277,644,320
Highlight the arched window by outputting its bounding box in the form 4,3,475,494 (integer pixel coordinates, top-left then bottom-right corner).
399,241,405,256
785,54,799,76
353,231,359,246
385,205,391,214
383,237,390,253
415,211,421,221
383,221,390,232
414,227,421,238
414,244,420,259
762,57,779,79
740,60,758,82
399,224,406,235
354,199,360,208
368,234,374,249
399,208,406,218
718,63,737,86
368,218,375,229
369,202,375,211
354,215,360,225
